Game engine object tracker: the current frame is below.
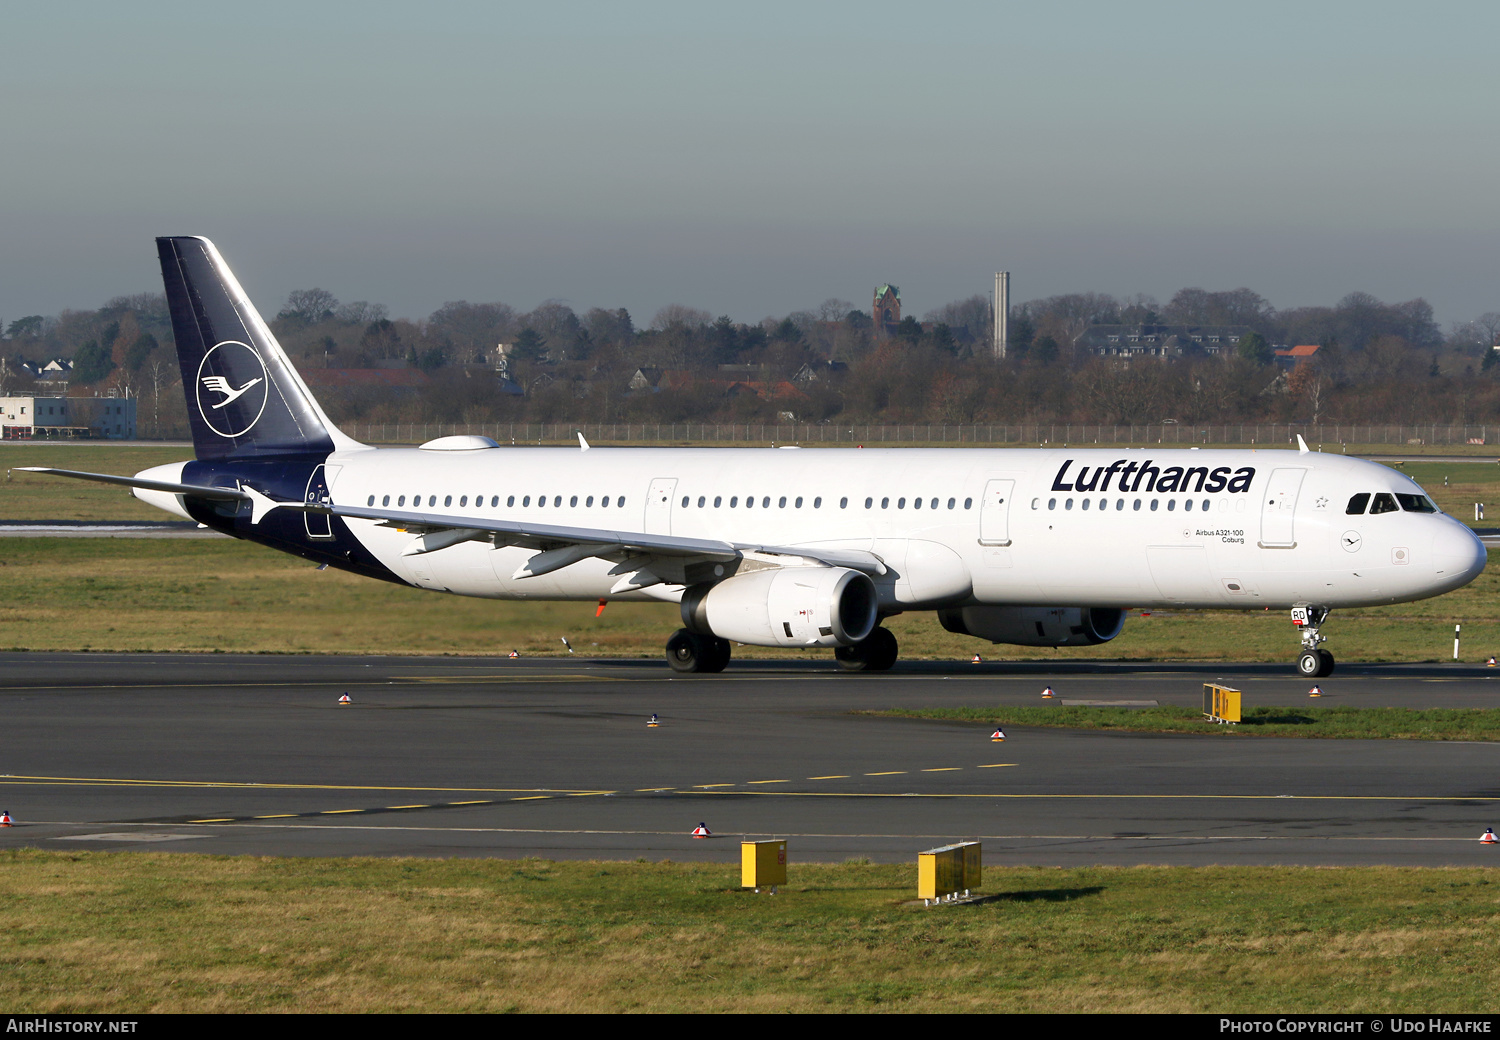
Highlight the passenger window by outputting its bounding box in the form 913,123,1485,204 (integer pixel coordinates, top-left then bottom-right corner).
697,496,705,508
912,498,920,509
1185,500,1193,512
813,497,821,508
601,496,610,508
1346,493,1370,514
839,497,848,508
730,496,738,507
523,496,531,506
491,496,499,507
382,495,390,507
1396,494,1437,513
398,495,406,506
1048,498,1056,510
1065,499,1074,510
618,497,625,508
881,497,890,509
429,496,436,507
1082,499,1091,511
762,497,770,508
714,496,722,507
554,496,561,507
929,498,937,509
795,497,803,508
746,496,754,509
1168,500,1176,511
443,495,452,507
865,497,873,509
964,498,973,509
587,496,594,507
1202,499,1210,511
779,496,787,508
1116,499,1124,510
507,496,515,507
571,496,579,507
682,496,689,508
1370,493,1399,514
1098,498,1106,510
1031,498,1039,510
1132,499,1141,511
948,498,956,509
459,496,467,507
367,495,374,506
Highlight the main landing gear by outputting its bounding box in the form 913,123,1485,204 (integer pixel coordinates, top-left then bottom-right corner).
835,627,899,672
1293,605,1335,678
665,629,731,674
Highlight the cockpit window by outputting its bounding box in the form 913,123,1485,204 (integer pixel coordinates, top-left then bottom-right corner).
1346,493,1370,515
1369,493,1399,514
1396,493,1437,513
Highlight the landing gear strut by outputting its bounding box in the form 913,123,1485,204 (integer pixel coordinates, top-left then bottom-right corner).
1292,605,1335,678
835,626,899,672
665,629,731,673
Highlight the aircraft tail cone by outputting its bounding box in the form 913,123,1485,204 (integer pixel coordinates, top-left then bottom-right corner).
691,823,711,838
1483,828,1497,844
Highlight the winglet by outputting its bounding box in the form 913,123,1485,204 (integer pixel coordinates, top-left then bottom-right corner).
1296,434,1310,455
240,484,287,525
577,432,590,452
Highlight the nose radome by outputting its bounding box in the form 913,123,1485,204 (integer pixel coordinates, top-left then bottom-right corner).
1432,521,1487,587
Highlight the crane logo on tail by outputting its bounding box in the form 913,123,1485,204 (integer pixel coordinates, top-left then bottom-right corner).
195,341,269,438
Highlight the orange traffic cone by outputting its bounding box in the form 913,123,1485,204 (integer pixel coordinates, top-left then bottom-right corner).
647,714,660,728
691,823,711,838
338,693,351,706
0,811,11,827
508,650,519,659
1482,828,1497,844
1308,685,1322,698
990,727,1006,742
1041,686,1055,699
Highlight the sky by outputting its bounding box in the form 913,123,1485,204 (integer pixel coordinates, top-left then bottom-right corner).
3,1,1499,328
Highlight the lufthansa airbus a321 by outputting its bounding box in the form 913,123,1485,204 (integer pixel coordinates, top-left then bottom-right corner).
22,238,1488,677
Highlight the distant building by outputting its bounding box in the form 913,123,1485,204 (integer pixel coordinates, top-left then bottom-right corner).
873,285,901,338
1075,324,1253,359
0,395,135,439
1274,344,1320,369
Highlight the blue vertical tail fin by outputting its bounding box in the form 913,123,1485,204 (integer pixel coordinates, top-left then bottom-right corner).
157,236,362,459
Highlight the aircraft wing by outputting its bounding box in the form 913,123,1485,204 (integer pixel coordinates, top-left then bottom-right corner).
316,501,889,581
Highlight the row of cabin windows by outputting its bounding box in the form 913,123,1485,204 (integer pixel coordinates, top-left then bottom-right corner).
678,495,975,511
1042,497,1217,513
367,494,627,509
1346,492,1437,515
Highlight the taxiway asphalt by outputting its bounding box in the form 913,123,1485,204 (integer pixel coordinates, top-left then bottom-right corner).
3,653,1500,867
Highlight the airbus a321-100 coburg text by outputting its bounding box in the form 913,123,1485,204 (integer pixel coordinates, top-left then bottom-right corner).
23,238,1488,677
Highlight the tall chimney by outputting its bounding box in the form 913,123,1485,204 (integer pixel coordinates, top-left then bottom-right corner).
994,271,1010,359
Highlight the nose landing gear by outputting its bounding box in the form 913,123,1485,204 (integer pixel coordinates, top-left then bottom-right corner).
1293,605,1335,677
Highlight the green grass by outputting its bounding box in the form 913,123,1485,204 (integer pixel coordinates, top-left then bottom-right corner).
2,851,1497,1012
866,705,1500,741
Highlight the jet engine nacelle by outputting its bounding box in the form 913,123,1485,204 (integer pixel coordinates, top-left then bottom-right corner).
681,566,879,648
938,605,1126,647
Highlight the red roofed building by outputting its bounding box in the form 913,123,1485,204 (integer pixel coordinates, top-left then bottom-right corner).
1274,344,1320,369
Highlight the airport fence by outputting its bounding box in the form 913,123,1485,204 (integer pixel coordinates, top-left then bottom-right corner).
335,422,1500,448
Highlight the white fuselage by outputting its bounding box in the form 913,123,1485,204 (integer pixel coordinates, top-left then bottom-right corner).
288,444,1484,612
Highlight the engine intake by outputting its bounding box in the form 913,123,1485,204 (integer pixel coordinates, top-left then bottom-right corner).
681,566,878,648
938,606,1126,647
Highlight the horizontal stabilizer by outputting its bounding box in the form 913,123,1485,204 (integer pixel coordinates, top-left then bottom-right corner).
15,467,247,502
